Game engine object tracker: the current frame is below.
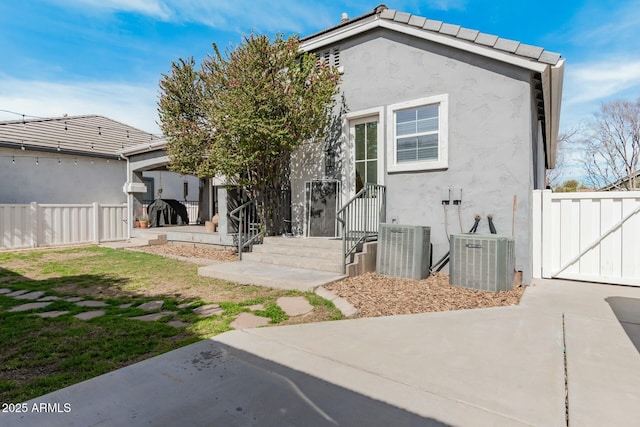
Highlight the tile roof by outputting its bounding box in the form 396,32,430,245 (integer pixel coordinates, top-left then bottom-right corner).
0,115,159,158
302,4,561,66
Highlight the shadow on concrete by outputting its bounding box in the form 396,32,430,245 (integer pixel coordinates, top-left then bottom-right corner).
12,339,450,427
606,296,640,354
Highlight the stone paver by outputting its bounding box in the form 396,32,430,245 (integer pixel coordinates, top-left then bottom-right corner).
138,301,164,311
130,311,176,322
276,296,313,316
193,304,224,317
76,300,108,307
64,297,84,303
15,291,45,300
118,303,133,309
9,302,53,312
177,302,195,309
39,296,62,301
6,290,29,297
248,304,265,311
36,311,69,318
230,312,270,329
74,310,105,320
167,320,191,328
0,288,12,294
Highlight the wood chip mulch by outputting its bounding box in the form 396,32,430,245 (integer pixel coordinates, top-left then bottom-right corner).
325,272,525,318
130,244,238,262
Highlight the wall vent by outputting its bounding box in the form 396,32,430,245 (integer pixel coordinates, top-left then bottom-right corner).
376,224,430,279
318,47,341,68
449,234,515,292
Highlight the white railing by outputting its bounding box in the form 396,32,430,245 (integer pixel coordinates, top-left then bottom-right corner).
0,202,128,250
533,190,640,286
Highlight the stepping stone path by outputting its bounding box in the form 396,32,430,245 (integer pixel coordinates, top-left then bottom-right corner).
15,291,45,300
230,312,270,329
131,311,176,322
276,296,313,316
37,311,69,318
2,287,318,330
76,300,108,307
138,301,164,311
9,301,53,312
194,304,224,317
74,310,105,320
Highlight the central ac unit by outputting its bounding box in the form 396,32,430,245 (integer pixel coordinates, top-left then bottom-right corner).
376,224,430,279
449,234,515,292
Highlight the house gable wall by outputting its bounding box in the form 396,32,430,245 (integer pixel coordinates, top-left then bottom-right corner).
293,27,540,283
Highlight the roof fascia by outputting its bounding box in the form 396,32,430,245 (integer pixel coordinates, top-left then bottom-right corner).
301,17,548,74
118,140,167,156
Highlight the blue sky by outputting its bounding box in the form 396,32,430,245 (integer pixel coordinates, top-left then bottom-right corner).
1,0,639,146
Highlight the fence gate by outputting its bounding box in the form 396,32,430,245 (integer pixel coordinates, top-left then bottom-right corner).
533,190,640,286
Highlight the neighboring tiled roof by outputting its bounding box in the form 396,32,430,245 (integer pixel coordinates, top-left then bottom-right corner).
302,4,561,66
0,115,159,158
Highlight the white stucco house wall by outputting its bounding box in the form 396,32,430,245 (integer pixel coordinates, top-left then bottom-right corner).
289,5,564,284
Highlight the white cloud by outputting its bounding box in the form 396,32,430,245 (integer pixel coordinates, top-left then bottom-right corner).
564,59,640,105
51,0,171,19
0,77,161,134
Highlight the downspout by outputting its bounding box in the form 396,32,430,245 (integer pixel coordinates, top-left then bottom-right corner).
120,153,131,240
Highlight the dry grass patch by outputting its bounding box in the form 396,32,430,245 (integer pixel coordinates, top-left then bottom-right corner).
326,272,525,318
130,244,237,262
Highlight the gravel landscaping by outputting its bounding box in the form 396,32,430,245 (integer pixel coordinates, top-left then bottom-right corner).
132,244,525,318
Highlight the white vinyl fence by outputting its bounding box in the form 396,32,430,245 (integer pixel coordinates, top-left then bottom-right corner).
0,203,128,250
533,190,640,286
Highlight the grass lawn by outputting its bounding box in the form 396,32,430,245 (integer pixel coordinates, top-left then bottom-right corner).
0,246,342,403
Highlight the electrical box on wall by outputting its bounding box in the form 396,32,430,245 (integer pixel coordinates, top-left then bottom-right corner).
450,187,462,204
124,182,147,193
441,188,450,205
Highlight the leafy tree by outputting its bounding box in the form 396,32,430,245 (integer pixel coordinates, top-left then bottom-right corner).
580,99,640,190
158,33,340,234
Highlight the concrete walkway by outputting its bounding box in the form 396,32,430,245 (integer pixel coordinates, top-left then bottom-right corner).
4,279,640,426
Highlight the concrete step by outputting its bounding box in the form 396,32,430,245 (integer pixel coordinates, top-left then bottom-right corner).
262,236,343,250
242,252,343,273
251,243,342,261
131,234,167,246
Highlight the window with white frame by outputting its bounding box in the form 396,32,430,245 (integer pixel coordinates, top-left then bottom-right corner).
387,94,448,172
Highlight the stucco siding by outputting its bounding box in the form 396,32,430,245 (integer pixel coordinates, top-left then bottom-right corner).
0,147,126,204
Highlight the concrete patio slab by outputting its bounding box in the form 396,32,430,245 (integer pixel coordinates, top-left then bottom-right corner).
565,313,640,426
198,261,346,292
219,307,566,426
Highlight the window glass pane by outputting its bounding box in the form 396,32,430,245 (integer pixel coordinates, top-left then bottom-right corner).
366,160,377,184
397,137,416,151
355,162,365,192
366,121,377,159
417,134,438,160
396,121,416,136
396,109,416,124
416,117,438,133
355,123,365,161
416,105,438,120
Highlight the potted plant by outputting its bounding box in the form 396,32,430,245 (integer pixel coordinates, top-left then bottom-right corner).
139,215,149,229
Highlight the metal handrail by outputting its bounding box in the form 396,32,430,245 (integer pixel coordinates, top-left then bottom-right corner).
336,183,386,273
229,199,263,260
